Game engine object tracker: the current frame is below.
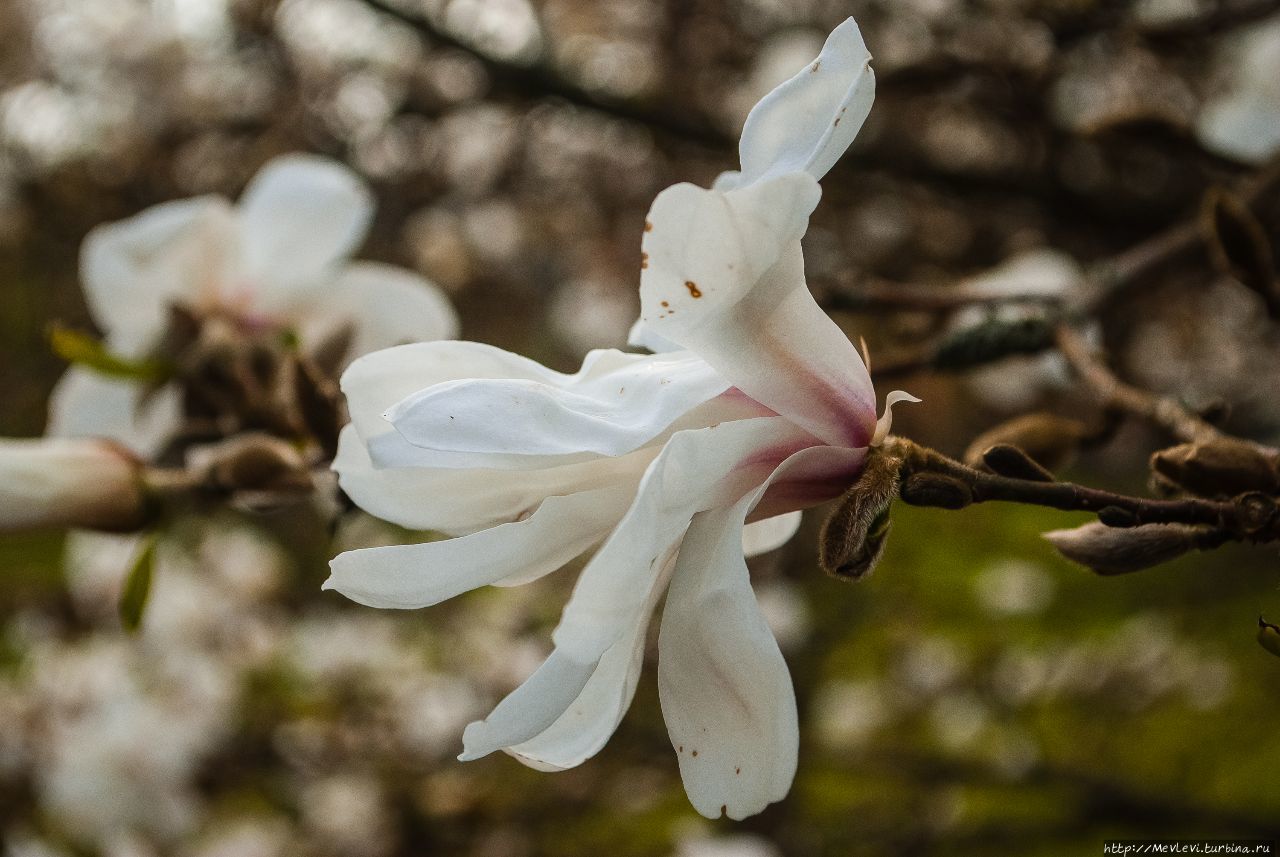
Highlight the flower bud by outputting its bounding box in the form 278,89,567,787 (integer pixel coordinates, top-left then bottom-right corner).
963,413,1092,474
1150,438,1280,498
0,438,147,532
819,448,900,581
1042,521,1214,575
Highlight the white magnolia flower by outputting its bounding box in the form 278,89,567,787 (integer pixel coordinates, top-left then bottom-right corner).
327,19,910,820
46,154,458,457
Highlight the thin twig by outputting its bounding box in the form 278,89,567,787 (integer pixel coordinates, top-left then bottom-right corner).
888,437,1279,541
1054,326,1220,444
357,0,730,146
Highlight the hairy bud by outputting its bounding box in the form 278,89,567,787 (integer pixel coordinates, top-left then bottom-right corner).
963,413,1092,474
1150,438,1280,498
819,448,901,581
189,433,313,496
1042,521,1217,575
979,444,1056,482
0,438,147,532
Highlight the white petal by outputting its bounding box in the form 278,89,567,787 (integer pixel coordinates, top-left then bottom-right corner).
80,197,239,355
641,174,876,445
46,368,182,458
334,423,653,536
457,416,810,763
742,511,802,557
291,262,459,363
551,416,811,658
737,17,874,185
237,155,374,302
459,650,600,760
626,318,682,354
504,546,679,771
386,352,730,458
870,390,921,446
323,485,630,608
659,498,798,820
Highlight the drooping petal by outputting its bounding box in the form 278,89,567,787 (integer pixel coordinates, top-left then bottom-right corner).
504,546,680,772
733,17,875,187
658,498,798,820
46,368,183,459
80,197,239,355
237,155,374,303
742,511,802,557
386,351,730,458
323,485,631,608
641,173,875,445
290,262,459,363
459,650,601,760
457,416,813,763
657,440,865,819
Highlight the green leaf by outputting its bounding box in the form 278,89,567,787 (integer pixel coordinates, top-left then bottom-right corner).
1257,616,1280,658
49,324,171,382
119,536,157,633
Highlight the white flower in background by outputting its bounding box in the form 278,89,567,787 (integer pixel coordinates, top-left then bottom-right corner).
46,154,458,458
328,19,912,820
1195,15,1280,164
0,438,143,532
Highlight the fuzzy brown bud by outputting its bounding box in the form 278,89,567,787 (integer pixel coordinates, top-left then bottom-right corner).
1042,521,1218,575
1150,438,1280,498
819,448,901,581
963,413,1091,473
1257,617,1280,659
189,434,313,496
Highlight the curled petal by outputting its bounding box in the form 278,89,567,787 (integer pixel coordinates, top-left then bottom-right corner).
386,352,730,458
734,17,874,187
871,390,922,446
238,155,374,302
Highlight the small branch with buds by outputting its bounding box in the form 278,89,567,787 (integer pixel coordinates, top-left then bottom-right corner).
821,436,1280,581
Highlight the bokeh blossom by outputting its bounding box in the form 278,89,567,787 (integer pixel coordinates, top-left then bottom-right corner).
45,154,458,458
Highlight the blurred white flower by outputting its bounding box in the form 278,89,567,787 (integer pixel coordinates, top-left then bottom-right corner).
327,18,907,820
46,154,458,458
1196,15,1280,164
0,438,143,532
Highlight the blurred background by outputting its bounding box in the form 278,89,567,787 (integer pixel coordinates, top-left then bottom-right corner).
2,0,1280,854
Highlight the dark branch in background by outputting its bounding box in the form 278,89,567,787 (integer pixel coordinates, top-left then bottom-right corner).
859,160,1280,382
358,0,731,146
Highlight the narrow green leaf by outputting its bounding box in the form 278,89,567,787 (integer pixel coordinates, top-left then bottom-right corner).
119,536,157,633
49,324,171,382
